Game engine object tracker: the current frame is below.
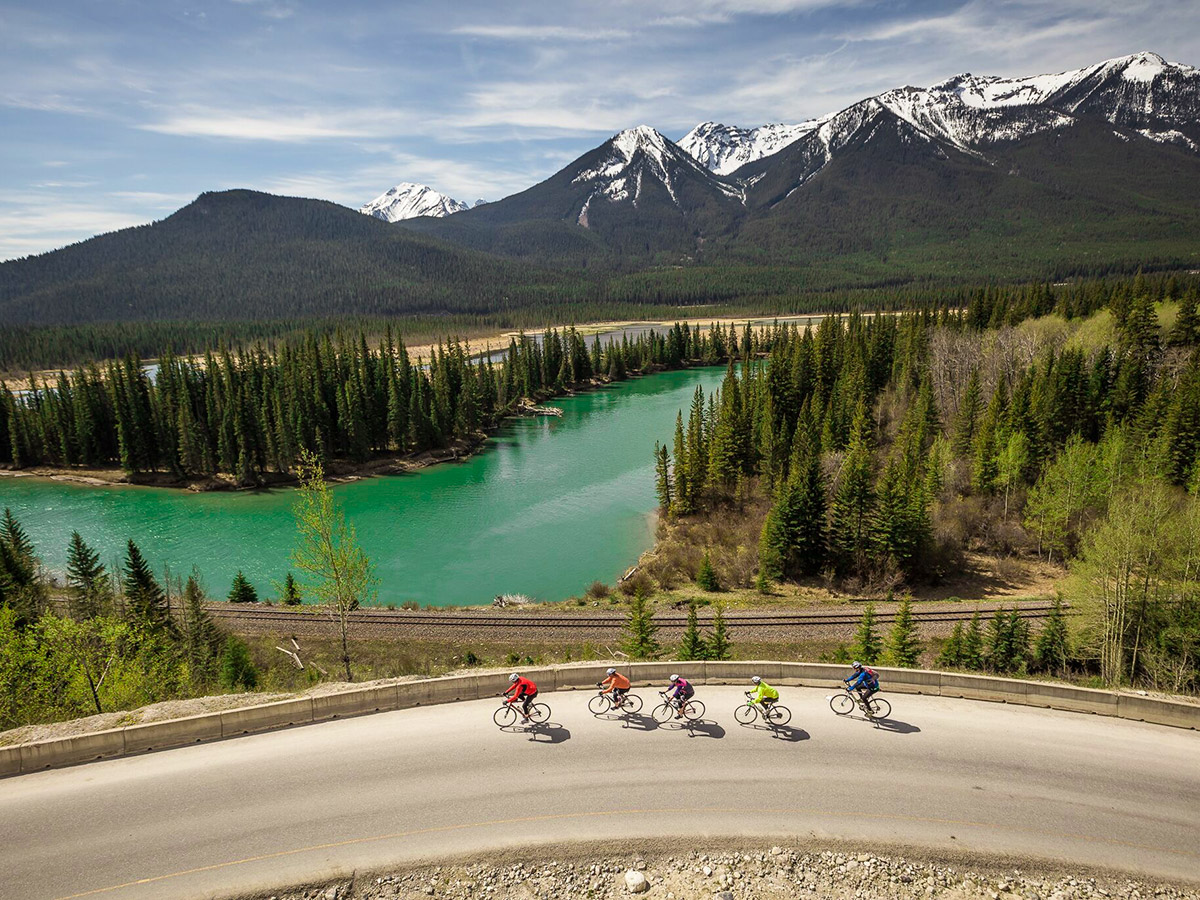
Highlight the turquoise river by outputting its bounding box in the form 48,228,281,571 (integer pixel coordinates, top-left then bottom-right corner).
0,367,726,606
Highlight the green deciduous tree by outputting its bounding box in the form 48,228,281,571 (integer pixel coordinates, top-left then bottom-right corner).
292,450,376,681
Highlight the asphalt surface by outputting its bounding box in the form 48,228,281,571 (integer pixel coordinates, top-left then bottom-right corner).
2,687,1198,900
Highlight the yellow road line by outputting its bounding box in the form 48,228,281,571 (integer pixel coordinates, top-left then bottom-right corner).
54,806,1200,899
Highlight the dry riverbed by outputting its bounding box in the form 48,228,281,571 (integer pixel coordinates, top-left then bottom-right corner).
248,845,1200,900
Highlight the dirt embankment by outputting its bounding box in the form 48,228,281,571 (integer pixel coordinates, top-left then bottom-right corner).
250,844,1200,900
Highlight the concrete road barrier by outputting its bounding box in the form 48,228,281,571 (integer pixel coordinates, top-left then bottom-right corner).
124,714,224,755
1023,681,1119,716
20,729,126,771
0,744,22,778
876,668,941,695
312,685,399,721
779,662,846,687
4,663,1196,777
705,661,781,684
220,698,313,737
1118,694,1200,729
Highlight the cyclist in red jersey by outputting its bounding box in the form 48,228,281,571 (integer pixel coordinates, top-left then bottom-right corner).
504,673,538,718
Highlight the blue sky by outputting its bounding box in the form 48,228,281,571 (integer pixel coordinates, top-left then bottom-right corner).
2,0,1199,260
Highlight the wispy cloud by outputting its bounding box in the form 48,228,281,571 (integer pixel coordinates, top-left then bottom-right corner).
451,25,631,41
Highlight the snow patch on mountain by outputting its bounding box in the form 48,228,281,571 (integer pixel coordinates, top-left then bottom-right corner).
360,183,469,222
679,121,823,175
572,125,738,216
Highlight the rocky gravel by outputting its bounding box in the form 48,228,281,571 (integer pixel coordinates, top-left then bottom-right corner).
250,845,1199,900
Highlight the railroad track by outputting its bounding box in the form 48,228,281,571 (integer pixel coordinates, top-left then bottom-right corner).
203,600,1064,630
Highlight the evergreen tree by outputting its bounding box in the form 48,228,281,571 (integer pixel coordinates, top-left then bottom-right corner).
123,540,175,636
850,602,882,664
280,571,302,606
219,637,259,691
654,443,673,515
706,603,733,660
696,550,720,591
936,622,965,669
621,589,660,660
1032,596,1071,674
182,573,224,685
885,593,924,667
830,435,877,577
1169,288,1199,346
677,600,707,661
227,571,259,603
962,608,985,669
65,531,107,619
952,369,982,457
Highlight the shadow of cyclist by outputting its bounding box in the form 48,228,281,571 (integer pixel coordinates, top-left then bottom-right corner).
619,713,659,732
525,721,571,743
871,717,920,734
673,718,724,739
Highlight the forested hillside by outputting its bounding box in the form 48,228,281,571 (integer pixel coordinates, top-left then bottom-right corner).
0,190,587,327
649,272,1200,690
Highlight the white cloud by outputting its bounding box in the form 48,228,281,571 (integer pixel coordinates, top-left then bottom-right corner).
139,107,419,141
451,25,631,41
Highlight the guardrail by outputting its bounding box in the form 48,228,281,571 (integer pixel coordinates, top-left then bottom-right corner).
2,663,1196,778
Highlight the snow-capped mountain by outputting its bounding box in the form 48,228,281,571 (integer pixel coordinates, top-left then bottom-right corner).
359,183,469,222
683,52,1200,179
678,121,825,175
570,125,742,226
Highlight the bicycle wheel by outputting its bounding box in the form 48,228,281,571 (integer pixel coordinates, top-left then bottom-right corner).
683,699,705,720
493,705,518,728
651,702,673,723
621,693,644,714
734,704,758,725
587,694,610,716
866,697,891,719
766,704,792,726
527,703,551,724
830,693,854,715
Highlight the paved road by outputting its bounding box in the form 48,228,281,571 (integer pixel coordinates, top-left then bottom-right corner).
2,687,1198,900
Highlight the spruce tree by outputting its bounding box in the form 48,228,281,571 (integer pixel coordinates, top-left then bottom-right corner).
182,573,223,685
962,608,985,669
654,443,673,515
696,550,720,591
621,589,660,660
952,369,982,457
123,540,175,636
706,603,733,660
66,531,107,619
219,637,259,691
678,600,707,661
1033,597,1071,674
228,571,259,603
885,593,924,667
850,602,882,664
936,622,965,669
280,572,302,606
830,438,877,577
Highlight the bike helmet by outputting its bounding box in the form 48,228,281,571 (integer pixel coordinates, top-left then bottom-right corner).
751,675,761,684
509,673,519,683
851,661,863,671
669,673,680,683
606,667,617,676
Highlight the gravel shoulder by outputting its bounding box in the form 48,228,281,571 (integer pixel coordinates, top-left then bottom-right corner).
247,842,1200,900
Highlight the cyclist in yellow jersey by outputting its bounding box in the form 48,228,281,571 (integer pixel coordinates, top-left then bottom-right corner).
745,675,779,710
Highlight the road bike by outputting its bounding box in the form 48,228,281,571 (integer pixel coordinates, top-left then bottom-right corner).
829,686,890,720
651,691,706,723
493,696,551,727
734,693,792,726
588,689,644,715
